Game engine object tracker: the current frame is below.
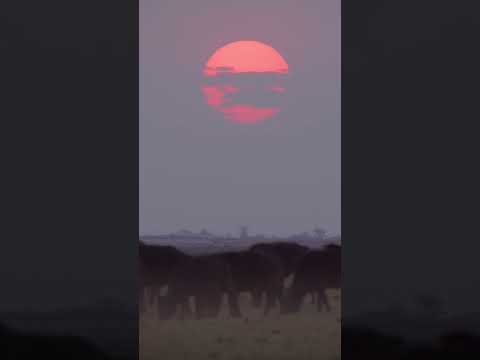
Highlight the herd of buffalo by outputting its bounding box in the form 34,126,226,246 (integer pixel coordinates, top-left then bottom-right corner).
139,241,341,320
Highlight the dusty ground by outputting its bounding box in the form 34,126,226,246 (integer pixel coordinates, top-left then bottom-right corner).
140,290,341,360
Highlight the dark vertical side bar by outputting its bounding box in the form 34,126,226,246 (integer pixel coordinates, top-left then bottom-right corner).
2,1,138,358
343,0,480,357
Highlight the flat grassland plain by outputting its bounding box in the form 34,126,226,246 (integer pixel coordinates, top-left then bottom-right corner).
140,288,341,360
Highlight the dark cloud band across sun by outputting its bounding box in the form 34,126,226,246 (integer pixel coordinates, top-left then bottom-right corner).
202,40,289,124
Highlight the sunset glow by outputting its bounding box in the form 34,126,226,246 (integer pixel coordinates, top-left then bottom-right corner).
202,40,288,124
221,105,280,124
204,40,289,77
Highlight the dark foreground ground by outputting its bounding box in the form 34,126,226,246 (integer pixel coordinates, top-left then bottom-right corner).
1,303,137,360
343,325,480,360
1,324,115,360
1,322,136,360
3,305,480,359
342,310,480,359
4,323,479,360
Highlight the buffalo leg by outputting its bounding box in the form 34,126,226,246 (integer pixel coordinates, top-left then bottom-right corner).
149,286,161,308
180,300,191,320
182,298,193,319
194,296,204,320
317,289,331,312
265,283,284,316
205,292,222,318
227,291,242,318
276,285,284,306
264,291,276,316
251,289,263,308
175,295,193,321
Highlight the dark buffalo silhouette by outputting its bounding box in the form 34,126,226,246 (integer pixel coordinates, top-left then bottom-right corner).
249,241,310,278
138,241,189,314
249,241,311,306
280,244,341,314
157,254,242,320
220,250,285,315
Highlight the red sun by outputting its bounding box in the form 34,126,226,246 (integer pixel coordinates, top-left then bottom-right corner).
202,40,289,124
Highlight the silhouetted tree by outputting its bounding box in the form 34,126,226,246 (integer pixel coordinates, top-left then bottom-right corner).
240,226,248,239
313,227,327,240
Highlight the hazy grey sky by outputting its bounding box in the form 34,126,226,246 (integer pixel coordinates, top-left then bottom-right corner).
140,0,340,236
